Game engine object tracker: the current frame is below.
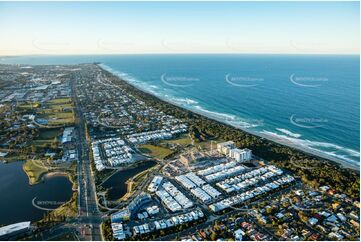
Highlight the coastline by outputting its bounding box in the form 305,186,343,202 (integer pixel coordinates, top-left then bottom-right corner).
97,64,359,172
96,63,360,201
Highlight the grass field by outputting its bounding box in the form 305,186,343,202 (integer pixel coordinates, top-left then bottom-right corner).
32,128,62,148
36,98,75,126
47,98,72,104
38,112,74,125
138,144,174,160
195,138,224,150
17,102,41,110
161,133,193,146
23,159,49,185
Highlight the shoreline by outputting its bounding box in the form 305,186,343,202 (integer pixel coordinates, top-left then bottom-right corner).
45,171,78,191
98,64,359,172
22,159,78,189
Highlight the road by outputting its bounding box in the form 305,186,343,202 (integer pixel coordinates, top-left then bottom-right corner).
72,79,102,241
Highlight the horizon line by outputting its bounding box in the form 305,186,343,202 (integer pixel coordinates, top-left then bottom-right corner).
1,52,360,58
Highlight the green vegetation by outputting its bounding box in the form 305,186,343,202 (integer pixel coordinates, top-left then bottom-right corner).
23,158,77,189
38,128,62,139
103,67,360,199
120,164,160,201
31,128,62,149
16,102,41,110
37,98,75,126
23,159,48,185
66,161,78,190
138,144,174,160
1,152,28,163
47,97,73,104
37,192,78,225
49,192,78,219
101,218,113,241
161,134,193,146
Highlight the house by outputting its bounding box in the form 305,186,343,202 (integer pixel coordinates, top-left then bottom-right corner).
309,217,318,226
234,229,245,241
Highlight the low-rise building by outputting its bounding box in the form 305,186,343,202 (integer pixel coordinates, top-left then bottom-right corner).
0,222,31,240
128,193,152,217
148,176,163,193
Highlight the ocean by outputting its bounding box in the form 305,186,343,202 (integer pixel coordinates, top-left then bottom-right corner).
1,54,359,169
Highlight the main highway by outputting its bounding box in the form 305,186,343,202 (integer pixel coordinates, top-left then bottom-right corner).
72,79,102,241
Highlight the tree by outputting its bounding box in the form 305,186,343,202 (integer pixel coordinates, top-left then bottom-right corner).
210,231,217,241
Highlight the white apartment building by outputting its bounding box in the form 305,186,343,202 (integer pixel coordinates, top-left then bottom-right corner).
229,148,252,162
217,141,235,155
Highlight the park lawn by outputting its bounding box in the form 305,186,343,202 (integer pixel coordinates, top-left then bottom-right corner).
161,133,193,146
47,98,72,104
47,103,73,112
46,98,73,112
138,144,174,160
37,111,75,126
17,102,41,110
196,139,224,150
23,159,49,185
46,112,74,125
34,98,75,126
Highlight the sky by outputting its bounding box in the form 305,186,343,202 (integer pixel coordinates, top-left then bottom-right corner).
0,1,359,55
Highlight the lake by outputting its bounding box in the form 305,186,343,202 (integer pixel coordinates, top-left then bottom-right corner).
101,160,157,200
0,162,73,225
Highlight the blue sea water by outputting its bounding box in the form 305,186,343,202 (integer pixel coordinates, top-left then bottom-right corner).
1,54,359,168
